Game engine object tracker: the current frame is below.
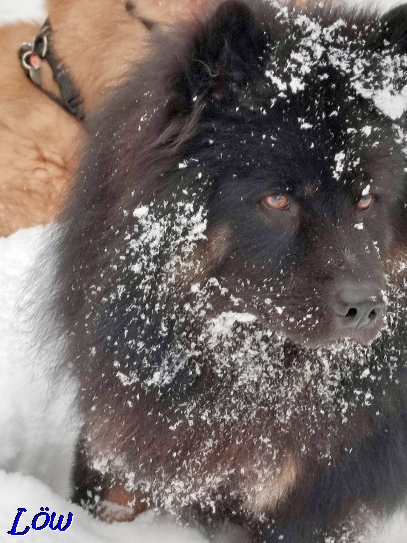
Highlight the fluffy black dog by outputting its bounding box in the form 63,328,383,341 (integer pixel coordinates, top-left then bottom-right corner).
47,0,407,541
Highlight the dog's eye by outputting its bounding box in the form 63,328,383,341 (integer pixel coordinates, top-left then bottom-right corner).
264,195,290,210
357,194,373,211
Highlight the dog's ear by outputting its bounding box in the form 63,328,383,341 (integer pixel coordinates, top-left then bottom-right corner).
377,4,407,53
178,0,269,103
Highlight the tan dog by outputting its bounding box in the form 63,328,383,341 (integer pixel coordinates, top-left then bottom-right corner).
0,0,210,238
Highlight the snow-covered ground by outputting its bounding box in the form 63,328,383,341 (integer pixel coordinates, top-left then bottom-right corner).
2,1,407,542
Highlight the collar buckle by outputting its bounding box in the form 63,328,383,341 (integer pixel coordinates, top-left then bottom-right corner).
18,19,84,121
19,43,42,86
33,24,49,58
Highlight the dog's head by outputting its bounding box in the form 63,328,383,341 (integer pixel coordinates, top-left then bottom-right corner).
90,2,406,345
177,30,405,348
59,1,407,401
185,2,407,349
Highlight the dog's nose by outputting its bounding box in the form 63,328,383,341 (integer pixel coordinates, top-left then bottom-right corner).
333,284,385,330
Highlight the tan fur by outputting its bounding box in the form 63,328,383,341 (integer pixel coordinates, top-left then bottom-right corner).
98,486,148,523
47,0,152,115
0,21,79,236
136,0,213,24
0,0,212,238
243,457,300,514
174,222,234,287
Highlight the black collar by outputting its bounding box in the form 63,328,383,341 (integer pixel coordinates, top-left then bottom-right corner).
19,19,84,120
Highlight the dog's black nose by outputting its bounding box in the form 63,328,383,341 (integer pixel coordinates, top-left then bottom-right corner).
333,284,385,330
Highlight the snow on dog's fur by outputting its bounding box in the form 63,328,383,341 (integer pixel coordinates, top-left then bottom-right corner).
43,1,407,542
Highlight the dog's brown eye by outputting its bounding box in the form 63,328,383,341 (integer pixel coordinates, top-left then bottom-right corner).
264,195,289,210
357,194,373,211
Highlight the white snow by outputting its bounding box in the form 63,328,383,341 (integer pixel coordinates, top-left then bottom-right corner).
209,312,257,335
0,471,208,543
373,83,407,120
1,1,407,543
0,0,46,25
0,227,76,500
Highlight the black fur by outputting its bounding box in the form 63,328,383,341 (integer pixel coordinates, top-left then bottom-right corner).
46,1,407,541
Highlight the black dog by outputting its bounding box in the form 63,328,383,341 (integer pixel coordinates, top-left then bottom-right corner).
47,1,407,541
